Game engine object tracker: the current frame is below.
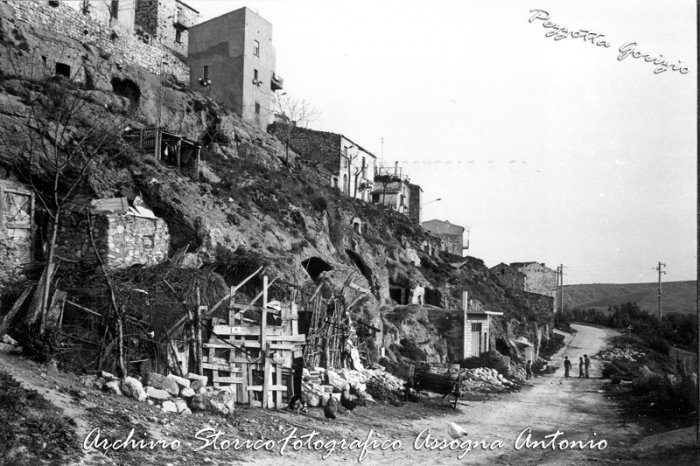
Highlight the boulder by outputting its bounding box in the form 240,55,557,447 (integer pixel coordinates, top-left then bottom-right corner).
187,373,208,391
105,380,122,396
167,374,191,389
146,386,170,401
0,342,21,353
180,387,195,398
173,398,189,413
121,377,147,402
146,372,180,397
162,400,178,413
326,370,349,392
189,390,235,416
1,334,18,346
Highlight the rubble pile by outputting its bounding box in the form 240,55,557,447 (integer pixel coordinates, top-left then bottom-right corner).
301,366,384,406
459,367,517,391
79,371,234,416
594,346,645,362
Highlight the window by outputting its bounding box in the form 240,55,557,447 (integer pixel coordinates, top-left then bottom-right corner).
175,29,182,43
110,0,119,19
202,66,209,79
255,102,260,114
48,1,59,7
254,40,260,56
253,69,258,82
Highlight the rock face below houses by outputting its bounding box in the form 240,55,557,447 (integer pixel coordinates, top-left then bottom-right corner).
0,2,552,367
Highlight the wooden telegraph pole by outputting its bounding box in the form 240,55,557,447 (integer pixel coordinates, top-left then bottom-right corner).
653,262,666,320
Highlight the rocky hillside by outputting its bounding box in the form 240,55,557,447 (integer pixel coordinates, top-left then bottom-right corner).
0,2,553,371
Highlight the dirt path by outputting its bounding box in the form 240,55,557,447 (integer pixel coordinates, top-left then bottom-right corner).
228,324,647,465
0,324,658,465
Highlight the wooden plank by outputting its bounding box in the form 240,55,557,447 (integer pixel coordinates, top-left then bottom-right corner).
212,376,245,384
228,341,295,351
213,325,285,336
246,384,288,392
261,275,268,356
0,285,31,335
202,362,242,372
267,334,305,342
275,365,282,408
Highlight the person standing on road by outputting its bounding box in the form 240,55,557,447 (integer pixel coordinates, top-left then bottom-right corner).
564,356,572,378
579,357,584,378
526,360,533,380
584,354,590,378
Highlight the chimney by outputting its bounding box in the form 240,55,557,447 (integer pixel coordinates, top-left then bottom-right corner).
462,291,469,312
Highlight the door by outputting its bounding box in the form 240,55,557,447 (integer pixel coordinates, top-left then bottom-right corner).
471,323,482,356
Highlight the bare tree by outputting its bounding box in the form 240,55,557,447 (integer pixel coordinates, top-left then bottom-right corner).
0,49,135,339
272,93,320,164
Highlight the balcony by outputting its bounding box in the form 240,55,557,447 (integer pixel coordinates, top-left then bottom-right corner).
174,12,196,29
271,73,284,91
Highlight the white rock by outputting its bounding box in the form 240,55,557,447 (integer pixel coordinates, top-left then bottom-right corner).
162,400,178,413
121,377,147,402
1,334,18,346
146,386,170,401
105,380,122,396
180,387,195,398
167,374,191,389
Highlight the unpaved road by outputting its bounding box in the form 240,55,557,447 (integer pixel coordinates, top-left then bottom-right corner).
2,323,693,465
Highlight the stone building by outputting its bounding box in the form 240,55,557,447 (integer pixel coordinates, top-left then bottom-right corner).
267,125,377,200
7,1,191,83
427,292,502,361
421,219,465,256
0,177,35,285
490,262,526,290
407,183,422,223
372,164,421,219
64,0,200,57
187,7,283,130
509,262,557,301
489,262,558,312
56,197,169,270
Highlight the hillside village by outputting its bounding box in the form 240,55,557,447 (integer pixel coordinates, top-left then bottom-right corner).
0,0,563,425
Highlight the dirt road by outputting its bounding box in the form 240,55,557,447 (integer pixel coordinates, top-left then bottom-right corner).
1,324,680,465
225,324,647,465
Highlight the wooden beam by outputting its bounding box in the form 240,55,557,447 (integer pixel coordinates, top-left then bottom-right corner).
212,376,245,384
202,362,242,372
246,384,287,392
212,325,285,336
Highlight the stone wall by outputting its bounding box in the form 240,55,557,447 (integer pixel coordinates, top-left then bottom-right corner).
510,289,554,322
7,1,190,84
408,183,421,223
56,212,169,269
490,263,526,290
268,124,342,177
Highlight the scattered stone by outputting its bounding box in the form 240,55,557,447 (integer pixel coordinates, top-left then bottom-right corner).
1,334,18,346
162,400,178,413
167,374,191,389
121,377,147,402
326,370,349,392
100,371,118,380
146,386,170,401
0,342,21,354
180,387,195,398
105,380,122,396
146,372,180,397
174,398,189,413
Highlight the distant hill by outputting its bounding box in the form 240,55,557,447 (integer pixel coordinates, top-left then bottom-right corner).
563,281,696,316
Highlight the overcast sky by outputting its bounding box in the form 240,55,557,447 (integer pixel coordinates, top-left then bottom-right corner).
186,0,697,285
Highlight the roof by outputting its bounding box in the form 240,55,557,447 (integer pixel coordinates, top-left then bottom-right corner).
65,197,130,215
271,124,377,159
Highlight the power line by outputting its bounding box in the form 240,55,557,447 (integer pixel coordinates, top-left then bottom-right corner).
653,262,666,320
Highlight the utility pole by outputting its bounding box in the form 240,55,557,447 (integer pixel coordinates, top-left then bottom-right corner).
559,264,564,314
653,262,666,320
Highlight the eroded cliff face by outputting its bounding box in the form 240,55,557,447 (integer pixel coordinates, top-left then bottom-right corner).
0,3,551,365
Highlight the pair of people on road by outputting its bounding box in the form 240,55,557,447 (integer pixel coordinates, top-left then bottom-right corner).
564,355,590,378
